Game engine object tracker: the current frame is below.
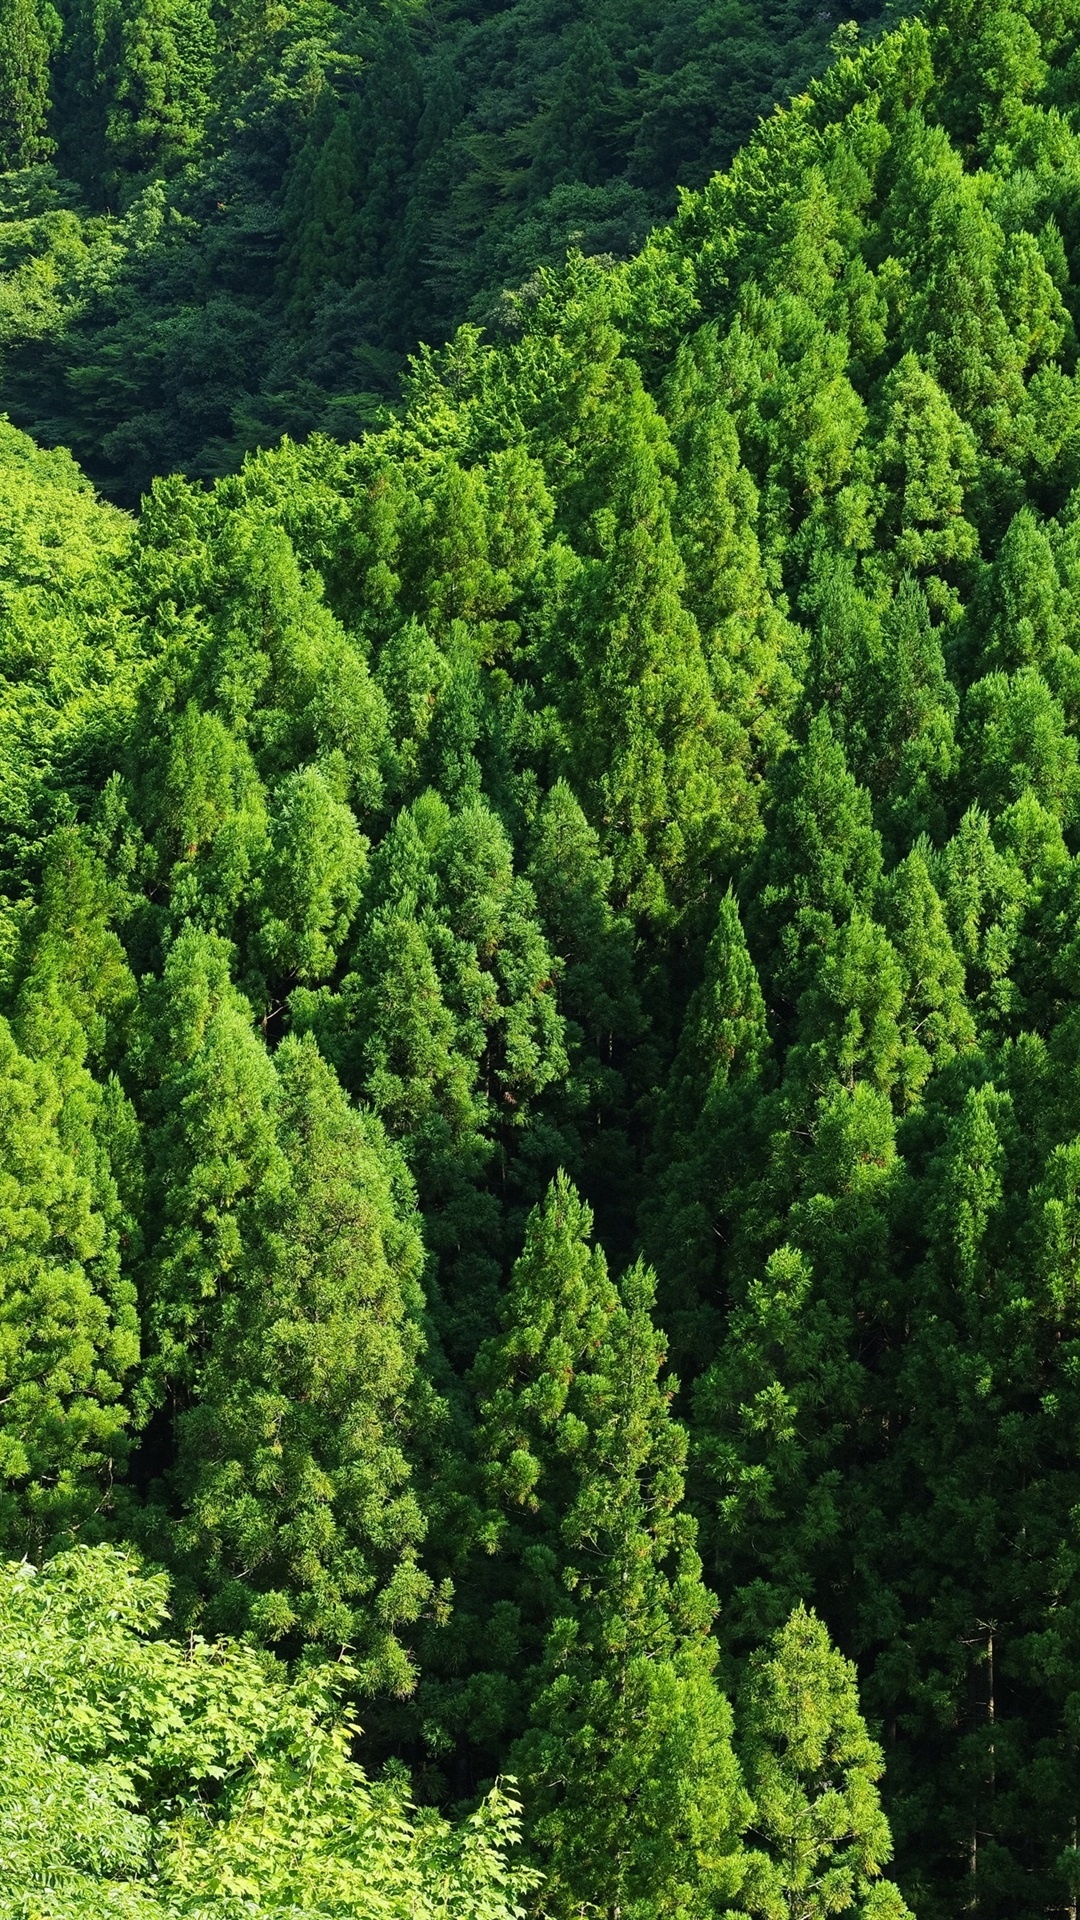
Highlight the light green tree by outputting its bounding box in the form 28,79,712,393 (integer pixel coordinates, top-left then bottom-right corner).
737,1605,912,1920
480,1176,751,1919
0,1542,538,1919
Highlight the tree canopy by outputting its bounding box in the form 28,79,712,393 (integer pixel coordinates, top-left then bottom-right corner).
11,0,1080,1914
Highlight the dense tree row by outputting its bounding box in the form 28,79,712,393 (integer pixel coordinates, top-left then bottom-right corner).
0,0,891,494
10,0,1080,1914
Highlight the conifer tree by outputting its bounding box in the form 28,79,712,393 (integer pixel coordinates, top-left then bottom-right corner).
752,711,883,1008
295,790,566,1361
931,806,1027,1029
875,1081,1017,1910
0,1017,138,1555
642,887,769,1363
787,909,906,1105
256,763,366,985
666,330,804,796
737,1606,912,1920
525,779,644,1232
0,0,54,170
281,99,362,326
532,24,621,193
168,1033,434,1687
0,829,141,1554
479,1178,750,1918
104,0,215,182
985,507,1065,675
879,848,974,1103
550,355,740,915
962,667,1080,827
12,828,135,1066
872,351,979,579
421,1171,620,1787
869,579,958,846
693,1076,901,1649
127,927,277,1445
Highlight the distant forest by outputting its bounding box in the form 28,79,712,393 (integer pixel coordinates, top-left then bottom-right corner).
5,0,1080,1916
0,0,889,493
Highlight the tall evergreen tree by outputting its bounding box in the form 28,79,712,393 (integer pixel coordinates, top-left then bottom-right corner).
166,1034,434,1687
642,887,769,1365
737,1606,912,1920
477,1175,751,1918
0,0,54,169
548,355,744,916
0,1016,138,1555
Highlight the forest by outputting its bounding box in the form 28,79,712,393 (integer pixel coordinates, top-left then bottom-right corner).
0,0,894,494
4,0,1080,1913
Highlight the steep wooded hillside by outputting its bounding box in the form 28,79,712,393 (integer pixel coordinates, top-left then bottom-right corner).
4,2,1080,1916
0,0,891,493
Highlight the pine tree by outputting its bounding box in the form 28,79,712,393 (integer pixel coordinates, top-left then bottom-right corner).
0,0,54,170
256,763,366,986
0,829,142,1553
984,507,1065,675
751,711,883,1010
525,778,645,1240
479,1177,750,1918
0,1015,138,1554
548,355,742,916
103,0,215,183
281,98,363,327
867,578,958,847
132,924,285,1420
876,1081,1017,1913
872,351,979,579
737,1606,912,1920
294,790,567,1362
693,1073,901,1651
666,325,804,797
931,805,1028,1030
642,887,769,1364
962,667,1080,828
879,847,975,1104
12,828,135,1066
168,1033,434,1689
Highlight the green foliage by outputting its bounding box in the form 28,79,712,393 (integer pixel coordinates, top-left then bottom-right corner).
478,1177,751,1919
737,1606,912,1920
0,0,893,495
0,0,55,170
0,1011,137,1553
164,1031,433,1688
0,420,136,875
0,1542,538,1918
21,0,1080,1912
101,0,216,187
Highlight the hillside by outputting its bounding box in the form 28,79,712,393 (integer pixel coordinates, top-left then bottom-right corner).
3,0,1080,1915
0,0,891,495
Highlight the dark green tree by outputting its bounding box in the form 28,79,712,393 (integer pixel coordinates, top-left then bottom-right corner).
0,0,54,169
547,355,742,917
642,887,769,1364
751,711,883,1008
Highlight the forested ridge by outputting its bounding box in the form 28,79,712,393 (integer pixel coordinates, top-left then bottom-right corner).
6,0,1080,1913
0,0,896,495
